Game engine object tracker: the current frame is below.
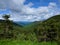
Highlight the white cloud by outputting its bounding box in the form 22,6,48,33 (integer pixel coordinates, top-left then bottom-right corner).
49,2,57,7
0,0,60,22
25,2,34,7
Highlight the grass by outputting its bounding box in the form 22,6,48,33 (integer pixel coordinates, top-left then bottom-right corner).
0,39,58,45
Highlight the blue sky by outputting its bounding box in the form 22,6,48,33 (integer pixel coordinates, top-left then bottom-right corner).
24,0,60,7
0,0,60,21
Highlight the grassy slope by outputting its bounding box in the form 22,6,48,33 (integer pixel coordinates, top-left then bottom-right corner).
0,40,57,45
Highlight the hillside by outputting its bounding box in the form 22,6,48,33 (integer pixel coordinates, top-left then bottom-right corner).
0,19,23,38
0,15,60,42
15,21,32,26
23,15,60,31
23,15,60,41
24,15,60,28
0,19,22,27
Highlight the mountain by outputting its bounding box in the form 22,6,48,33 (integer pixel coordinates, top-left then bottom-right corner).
23,15,60,41
25,15,60,27
0,19,23,32
0,15,60,41
0,19,22,27
15,21,32,26
23,15,60,34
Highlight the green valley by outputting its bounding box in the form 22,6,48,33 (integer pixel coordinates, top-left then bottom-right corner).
0,15,60,45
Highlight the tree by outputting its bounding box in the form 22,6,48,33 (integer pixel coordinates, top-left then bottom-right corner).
3,14,13,38
3,15,10,20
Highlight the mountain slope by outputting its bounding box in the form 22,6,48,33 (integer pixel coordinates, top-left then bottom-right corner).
24,15,60,27
0,15,60,41
0,19,22,27
23,15,60,38
0,19,23,33
15,21,32,26
23,15,60,41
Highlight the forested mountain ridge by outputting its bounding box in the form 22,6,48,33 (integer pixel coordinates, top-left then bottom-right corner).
25,15,60,28
23,15,60,41
0,15,60,42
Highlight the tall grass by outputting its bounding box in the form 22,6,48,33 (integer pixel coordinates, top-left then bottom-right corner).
0,39,58,45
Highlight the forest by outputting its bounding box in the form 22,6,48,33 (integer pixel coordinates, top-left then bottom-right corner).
0,14,60,45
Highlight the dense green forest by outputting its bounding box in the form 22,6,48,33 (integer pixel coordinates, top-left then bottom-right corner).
23,15,60,42
0,14,60,45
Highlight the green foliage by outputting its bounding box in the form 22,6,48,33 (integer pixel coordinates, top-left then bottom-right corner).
0,14,60,44
3,15,10,20
0,39,58,45
23,15,60,42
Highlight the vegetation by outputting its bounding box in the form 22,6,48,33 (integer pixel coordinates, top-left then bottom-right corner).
0,14,60,45
0,39,58,45
23,15,60,42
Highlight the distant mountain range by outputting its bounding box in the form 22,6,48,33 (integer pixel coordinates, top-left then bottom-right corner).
22,15,60,31
0,19,22,27
14,21,32,26
0,15,60,27
0,15,60,28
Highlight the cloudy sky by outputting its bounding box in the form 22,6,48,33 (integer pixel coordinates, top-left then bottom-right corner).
0,0,60,22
